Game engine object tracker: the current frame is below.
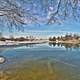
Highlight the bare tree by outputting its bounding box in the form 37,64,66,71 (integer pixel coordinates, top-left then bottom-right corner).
0,0,38,31
0,0,80,31
47,0,80,24
0,0,25,24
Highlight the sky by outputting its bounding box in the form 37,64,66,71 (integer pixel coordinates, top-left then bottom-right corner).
1,19,80,37
0,0,80,37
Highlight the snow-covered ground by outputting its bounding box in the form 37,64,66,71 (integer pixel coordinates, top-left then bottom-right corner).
0,40,47,46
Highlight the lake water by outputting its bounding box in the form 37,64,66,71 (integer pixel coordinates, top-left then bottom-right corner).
0,43,80,80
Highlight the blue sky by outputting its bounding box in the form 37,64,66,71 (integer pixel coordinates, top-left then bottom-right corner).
1,19,80,37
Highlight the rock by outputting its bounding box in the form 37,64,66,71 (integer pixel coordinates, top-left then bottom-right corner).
0,56,6,64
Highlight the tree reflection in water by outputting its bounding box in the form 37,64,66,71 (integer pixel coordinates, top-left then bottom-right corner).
49,43,80,50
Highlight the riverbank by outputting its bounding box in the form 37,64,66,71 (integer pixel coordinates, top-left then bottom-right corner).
49,40,80,44
0,39,80,47
0,40,47,46
49,34,80,44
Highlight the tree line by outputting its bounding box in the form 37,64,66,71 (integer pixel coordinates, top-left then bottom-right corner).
0,36,36,41
49,34,80,41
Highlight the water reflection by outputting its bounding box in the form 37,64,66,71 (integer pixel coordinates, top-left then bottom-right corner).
49,42,80,50
0,43,80,80
0,43,80,50
0,43,37,49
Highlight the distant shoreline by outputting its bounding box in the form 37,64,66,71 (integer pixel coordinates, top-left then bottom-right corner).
0,40,47,47
0,40,80,47
0,34,80,46
49,40,80,44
